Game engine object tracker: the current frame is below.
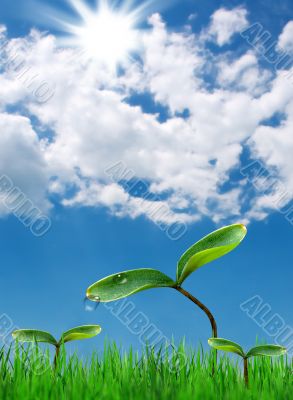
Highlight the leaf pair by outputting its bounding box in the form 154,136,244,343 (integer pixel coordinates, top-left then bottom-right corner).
208,338,287,359
86,224,247,302
12,325,102,347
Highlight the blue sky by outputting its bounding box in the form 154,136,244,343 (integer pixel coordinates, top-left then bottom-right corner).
0,0,292,357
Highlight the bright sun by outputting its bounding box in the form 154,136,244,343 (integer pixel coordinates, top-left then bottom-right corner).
76,7,137,65
57,0,148,68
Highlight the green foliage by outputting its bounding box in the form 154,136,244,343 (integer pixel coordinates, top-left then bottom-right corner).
12,330,58,346
87,268,175,302
87,225,247,304
208,338,287,359
12,325,102,347
0,342,290,400
176,224,247,284
60,325,102,344
246,345,287,358
208,338,245,357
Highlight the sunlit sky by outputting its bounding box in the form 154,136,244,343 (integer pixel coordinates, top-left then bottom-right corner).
0,0,292,356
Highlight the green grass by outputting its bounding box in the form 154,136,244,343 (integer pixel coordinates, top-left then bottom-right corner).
0,342,291,400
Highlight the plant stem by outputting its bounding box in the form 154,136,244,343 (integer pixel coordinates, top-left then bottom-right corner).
243,357,249,387
174,286,218,374
174,286,218,338
53,345,60,369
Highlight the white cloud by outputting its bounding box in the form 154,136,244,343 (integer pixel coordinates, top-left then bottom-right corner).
250,100,293,192
0,9,293,228
142,14,202,113
62,182,129,208
217,51,272,95
277,21,293,54
0,113,50,216
205,7,249,46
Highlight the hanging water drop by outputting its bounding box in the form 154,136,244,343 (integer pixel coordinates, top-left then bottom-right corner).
84,297,99,312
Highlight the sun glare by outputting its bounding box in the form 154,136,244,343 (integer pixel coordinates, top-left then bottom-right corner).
49,0,156,68
71,2,139,67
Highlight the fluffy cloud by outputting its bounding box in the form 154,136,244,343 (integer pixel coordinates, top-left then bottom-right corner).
217,51,272,95
250,88,293,192
142,14,202,113
277,21,293,54
0,113,50,215
204,7,249,46
0,7,293,228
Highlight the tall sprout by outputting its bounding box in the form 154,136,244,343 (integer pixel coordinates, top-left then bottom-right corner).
86,224,247,372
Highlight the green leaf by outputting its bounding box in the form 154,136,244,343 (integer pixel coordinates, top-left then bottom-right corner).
208,338,245,357
177,224,247,284
87,269,175,302
246,345,287,358
12,330,57,346
60,325,102,344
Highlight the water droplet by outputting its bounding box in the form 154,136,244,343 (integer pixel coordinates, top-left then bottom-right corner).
113,273,128,284
84,297,99,312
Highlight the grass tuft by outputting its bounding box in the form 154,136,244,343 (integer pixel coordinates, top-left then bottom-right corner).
0,341,291,399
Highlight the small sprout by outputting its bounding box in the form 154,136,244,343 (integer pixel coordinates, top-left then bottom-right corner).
86,224,247,373
208,338,286,387
12,325,102,368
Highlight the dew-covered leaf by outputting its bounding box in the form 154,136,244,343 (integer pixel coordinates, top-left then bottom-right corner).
87,269,175,302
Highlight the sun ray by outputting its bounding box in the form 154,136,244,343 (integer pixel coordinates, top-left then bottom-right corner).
68,0,93,21
31,0,177,70
60,0,150,68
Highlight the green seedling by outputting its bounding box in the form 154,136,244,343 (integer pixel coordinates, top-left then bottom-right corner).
12,325,102,368
86,224,247,370
208,338,286,386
